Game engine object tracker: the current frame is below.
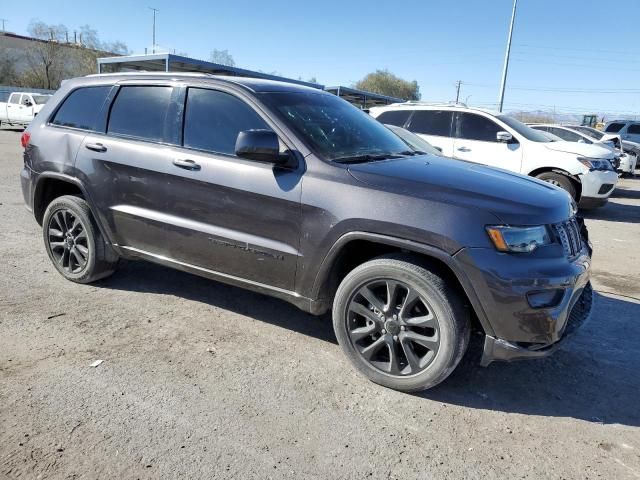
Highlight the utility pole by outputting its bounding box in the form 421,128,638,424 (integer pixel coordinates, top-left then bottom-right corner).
498,0,518,112
455,80,462,103
149,7,159,54
0,19,7,32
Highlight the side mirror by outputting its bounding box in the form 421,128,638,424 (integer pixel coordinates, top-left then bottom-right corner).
434,146,443,153
235,129,287,165
578,138,586,143
496,131,513,143
23,100,33,107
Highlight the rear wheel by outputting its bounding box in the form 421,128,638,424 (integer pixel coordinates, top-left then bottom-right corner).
332,255,470,392
535,171,577,199
42,195,118,283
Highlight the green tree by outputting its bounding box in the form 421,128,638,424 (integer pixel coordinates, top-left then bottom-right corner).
354,69,420,100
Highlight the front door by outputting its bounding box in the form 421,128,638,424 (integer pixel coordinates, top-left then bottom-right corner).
452,112,522,173
162,87,302,290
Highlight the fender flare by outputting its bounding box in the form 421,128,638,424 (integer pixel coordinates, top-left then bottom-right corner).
310,231,494,336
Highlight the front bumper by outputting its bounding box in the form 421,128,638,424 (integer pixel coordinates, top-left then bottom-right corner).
579,169,618,201
454,232,592,366
617,153,637,174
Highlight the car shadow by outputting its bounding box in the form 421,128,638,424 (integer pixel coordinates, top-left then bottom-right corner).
581,198,640,224
423,292,640,427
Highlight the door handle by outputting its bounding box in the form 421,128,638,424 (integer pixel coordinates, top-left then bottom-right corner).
173,159,201,171
85,142,107,153
457,146,471,152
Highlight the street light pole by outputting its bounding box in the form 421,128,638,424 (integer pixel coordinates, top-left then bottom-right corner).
498,0,518,112
149,7,159,54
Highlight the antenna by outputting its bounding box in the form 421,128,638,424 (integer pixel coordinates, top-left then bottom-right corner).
149,7,159,54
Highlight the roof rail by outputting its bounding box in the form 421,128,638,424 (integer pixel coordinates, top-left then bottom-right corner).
85,71,218,78
385,100,469,108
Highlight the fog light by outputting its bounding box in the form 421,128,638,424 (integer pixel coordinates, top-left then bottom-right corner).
527,289,564,309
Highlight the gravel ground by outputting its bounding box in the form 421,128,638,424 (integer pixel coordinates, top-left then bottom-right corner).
1,128,639,479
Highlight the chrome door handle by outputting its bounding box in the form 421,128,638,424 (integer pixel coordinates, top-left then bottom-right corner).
457,146,471,152
85,142,107,152
173,159,201,171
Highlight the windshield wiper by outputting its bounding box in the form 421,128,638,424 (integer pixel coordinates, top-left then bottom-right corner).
332,153,404,164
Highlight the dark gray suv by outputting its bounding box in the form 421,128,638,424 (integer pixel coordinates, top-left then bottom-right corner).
20,73,593,391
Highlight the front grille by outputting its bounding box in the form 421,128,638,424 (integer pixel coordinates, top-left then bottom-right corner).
598,183,615,194
552,217,583,258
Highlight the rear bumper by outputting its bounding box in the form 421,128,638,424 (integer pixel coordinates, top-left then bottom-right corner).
20,165,35,212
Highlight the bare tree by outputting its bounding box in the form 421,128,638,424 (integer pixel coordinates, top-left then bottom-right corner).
210,49,235,67
23,20,67,89
0,46,18,85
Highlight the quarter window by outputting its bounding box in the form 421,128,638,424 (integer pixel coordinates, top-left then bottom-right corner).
375,110,412,127
108,86,173,142
408,110,453,136
183,88,269,155
627,124,640,134
605,122,625,133
457,113,502,142
51,86,112,131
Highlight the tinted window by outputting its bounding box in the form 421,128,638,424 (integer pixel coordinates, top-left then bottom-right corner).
605,122,625,133
627,124,640,134
183,88,269,155
108,86,173,142
496,115,550,142
408,110,453,136
549,127,584,142
376,110,412,127
8,94,20,104
457,113,501,142
51,86,111,131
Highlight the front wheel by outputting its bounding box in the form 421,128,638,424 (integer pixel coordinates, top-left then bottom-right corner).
332,255,470,392
535,171,577,200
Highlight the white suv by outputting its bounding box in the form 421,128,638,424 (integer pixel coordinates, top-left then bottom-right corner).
370,104,619,209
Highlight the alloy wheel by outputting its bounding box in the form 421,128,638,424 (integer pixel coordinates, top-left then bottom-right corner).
346,279,440,376
47,208,90,274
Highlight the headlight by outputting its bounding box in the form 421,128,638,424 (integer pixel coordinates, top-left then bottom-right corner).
577,156,612,170
486,225,552,253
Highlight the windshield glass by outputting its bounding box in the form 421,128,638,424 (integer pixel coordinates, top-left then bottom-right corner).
570,126,604,140
259,92,411,161
385,124,442,156
32,94,51,105
497,115,551,142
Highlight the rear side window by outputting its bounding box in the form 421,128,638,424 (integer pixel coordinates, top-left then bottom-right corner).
627,124,640,134
605,122,625,133
51,86,111,131
408,110,454,136
549,127,584,142
183,88,269,155
457,113,502,142
108,86,173,142
375,110,412,127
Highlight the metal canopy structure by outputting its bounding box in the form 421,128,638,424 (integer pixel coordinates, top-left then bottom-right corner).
97,54,406,107
325,86,404,108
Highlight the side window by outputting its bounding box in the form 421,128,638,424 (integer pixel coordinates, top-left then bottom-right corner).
375,110,412,127
183,88,269,155
51,86,112,131
22,95,32,106
108,86,173,142
408,110,454,137
8,93,20,104
605,122,625,133
627,124,640,134
549,128,583,142
457,113,502,142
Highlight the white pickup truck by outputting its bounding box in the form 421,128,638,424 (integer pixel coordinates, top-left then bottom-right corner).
0,92,52,127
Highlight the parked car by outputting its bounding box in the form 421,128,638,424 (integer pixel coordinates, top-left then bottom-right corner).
567,124,640,171
384,124,444,156
604,120,640,143
0,92,52,127
21,73,593,392
529,124,636,175
370,104,618,209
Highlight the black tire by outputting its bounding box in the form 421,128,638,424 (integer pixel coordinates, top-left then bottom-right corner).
42,195,118,283
535,171,577,199
332,254,470,392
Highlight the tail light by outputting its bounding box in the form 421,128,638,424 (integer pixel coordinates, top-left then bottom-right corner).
20,132,31,148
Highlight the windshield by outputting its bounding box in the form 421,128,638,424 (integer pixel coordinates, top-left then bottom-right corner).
497,115,552,142
570,125,604,140
259,92,411,161
31,94,51,105
385,124,442,156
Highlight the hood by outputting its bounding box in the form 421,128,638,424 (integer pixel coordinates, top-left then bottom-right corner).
347,154,574,226
544,140,613,159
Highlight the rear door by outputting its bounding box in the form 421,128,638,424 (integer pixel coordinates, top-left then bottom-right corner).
161,86,302,290
405,110,455,156
452,112,522,172
74,83,178,257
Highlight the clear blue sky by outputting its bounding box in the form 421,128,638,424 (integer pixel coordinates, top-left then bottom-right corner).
3,0,640,118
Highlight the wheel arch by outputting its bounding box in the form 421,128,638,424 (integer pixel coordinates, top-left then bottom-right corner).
527,167,582,201
309,232,494,336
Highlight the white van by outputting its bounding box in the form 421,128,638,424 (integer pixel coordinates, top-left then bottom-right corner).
370,104,619,209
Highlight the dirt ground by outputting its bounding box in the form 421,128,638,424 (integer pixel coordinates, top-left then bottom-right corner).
1,128,639,479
